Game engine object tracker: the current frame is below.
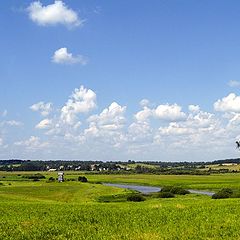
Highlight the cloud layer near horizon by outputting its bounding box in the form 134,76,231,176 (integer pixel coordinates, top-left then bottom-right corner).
1,85,239,161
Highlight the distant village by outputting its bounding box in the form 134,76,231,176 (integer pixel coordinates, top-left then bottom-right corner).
46,163,130,172
1,158,240,175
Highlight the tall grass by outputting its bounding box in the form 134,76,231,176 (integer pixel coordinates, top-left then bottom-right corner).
1,173,240,239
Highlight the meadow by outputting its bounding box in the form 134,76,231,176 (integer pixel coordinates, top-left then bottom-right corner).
1,172,240,239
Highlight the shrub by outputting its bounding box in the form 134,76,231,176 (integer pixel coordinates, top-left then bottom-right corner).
161,186,190,195
48,177,55,181
23,174,46,180
170,187,190,195
127,194,145,202
212,188,233,199
161,186,173,192
78,176,88,182
221,188,233,195
157,192,175,198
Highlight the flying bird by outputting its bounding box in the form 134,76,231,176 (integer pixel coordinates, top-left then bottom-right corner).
236,141,240,149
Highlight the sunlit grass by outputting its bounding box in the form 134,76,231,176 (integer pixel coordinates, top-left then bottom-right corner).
1,172,240,239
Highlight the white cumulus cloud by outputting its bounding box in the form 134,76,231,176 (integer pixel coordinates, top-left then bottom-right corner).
188,105,200,113
214,93,240,113
13,86,240,161
27,1,83,28
87,102,126,132
154,104,186,121
61,86,96,125
84,102,127,149
36,119,53,129
30,102,53,116
52,48,88,65
135,107,153,122
139,99,150,107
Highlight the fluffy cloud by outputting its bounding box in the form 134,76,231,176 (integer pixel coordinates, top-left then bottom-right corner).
154,104,186,121
83,102,127,149
88,102,126,130
30,102,53,116
7,86,240,161
188,105,200,113
214,93,240,113
52,48,88,65
140,99,150,107
128,121,152,143
61,86,96,125
159,110,217,136
27,1,83,28
87,102,126,132
227,113,240,127
134,103,186,123
135,107,153,122
159,122,192,136
36,119,53,129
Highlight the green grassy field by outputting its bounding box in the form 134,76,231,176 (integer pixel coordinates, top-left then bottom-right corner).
1,172,240,239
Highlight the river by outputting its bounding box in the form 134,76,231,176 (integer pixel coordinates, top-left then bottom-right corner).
103,183,214,196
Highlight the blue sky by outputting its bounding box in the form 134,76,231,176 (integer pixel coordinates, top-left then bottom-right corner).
1,0,240,161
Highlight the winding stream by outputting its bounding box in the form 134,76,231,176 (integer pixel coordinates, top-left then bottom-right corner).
104,183,214,196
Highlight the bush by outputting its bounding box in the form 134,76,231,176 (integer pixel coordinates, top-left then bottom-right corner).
157,192,175,198
48,177,55,181
221,188,233,195
170,187,190,195
78,176,88,182
23,174,46,180
161,186,173,192
212,188,233,199
127,194,145,202
161,186,190,195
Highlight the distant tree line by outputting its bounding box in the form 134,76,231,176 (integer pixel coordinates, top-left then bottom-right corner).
212,158,240,164
0,158,240,175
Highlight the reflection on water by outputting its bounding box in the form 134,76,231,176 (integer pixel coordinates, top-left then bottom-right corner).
188,189,214,196
104,183,215,196
104,183,161,194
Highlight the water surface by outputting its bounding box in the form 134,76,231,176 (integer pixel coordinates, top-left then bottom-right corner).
104,183,214,196
104,183,161,194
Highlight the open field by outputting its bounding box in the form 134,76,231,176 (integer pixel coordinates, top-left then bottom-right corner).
1,172,240,239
